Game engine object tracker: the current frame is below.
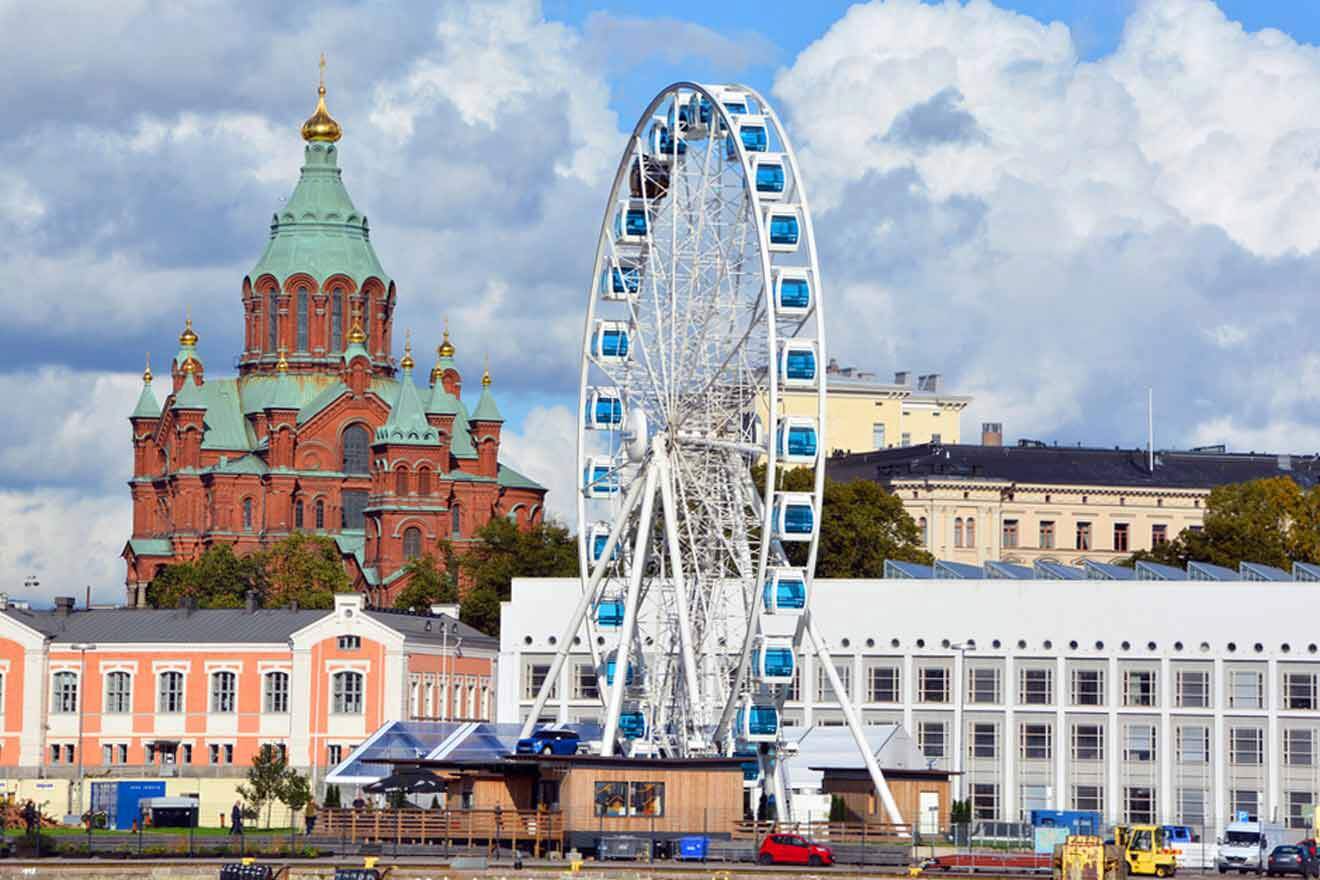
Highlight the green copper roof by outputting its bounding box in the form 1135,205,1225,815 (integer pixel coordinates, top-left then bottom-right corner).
174,343,200,368
498,463,545,491
205,454,269,476
426,381,461,416
266,371,302,410
248,142,390,288
472,385,503,422
131,382,161,420
127,538,174,556
451,397,477,458
343,339,371,364
376,369,438,445
172,379,208,411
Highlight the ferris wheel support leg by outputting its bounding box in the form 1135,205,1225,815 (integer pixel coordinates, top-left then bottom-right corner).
769,752,790,823
601,461,661,756
656,454,704,732
519,474,648,740
806,616,905,828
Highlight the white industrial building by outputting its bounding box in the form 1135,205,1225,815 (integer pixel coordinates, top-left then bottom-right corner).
499,575,1320,835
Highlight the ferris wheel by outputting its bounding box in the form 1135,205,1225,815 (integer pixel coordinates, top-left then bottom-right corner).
521,83,901,824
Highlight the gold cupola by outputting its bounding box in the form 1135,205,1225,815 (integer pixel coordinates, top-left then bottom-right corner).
301,54,343,144
438,321,456,358
400,331,415,371
179,316,198,347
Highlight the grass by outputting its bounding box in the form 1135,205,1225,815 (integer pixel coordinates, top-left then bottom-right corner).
23,827,297,837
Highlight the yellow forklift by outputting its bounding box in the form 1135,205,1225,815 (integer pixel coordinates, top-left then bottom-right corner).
1114,825,1179,877
1054,835,1128,880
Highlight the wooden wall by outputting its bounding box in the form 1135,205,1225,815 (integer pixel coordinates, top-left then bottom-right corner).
559,765,743,834
822,772,949,826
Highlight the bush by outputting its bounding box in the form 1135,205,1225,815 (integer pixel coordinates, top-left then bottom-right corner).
323,785,341,808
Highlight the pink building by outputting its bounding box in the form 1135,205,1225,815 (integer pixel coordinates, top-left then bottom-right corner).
0,594,493,783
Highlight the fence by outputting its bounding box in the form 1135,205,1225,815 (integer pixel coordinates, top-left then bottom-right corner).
316,807,564,856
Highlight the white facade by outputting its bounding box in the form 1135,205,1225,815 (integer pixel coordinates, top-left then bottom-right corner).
499,577,1320,835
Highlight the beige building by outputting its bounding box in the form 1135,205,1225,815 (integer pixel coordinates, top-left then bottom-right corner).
829,440,1320,566
766,360,972,456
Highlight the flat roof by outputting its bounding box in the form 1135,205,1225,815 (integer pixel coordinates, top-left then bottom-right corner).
386,754,746,771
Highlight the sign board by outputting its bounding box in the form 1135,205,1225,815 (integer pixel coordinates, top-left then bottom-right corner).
334,870,381,880
220,865,273,880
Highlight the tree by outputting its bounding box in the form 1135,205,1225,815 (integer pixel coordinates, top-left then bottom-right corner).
457,518,578,634
147,544,265,609
237,744,288,828
764,466,933,576
393,550,458,611
259,532,346,608
322,784,341,809
279,767,313,826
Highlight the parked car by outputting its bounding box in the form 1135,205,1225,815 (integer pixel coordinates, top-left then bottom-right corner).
514,728,580,756
758,833,834,867
1267,844,1316,877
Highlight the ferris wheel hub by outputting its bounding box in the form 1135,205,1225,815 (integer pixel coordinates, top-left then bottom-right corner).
624,408,649,463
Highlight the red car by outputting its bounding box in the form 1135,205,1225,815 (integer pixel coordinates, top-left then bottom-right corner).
758,833,835,867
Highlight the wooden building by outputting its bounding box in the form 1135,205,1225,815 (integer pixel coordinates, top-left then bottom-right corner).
818,766,952,832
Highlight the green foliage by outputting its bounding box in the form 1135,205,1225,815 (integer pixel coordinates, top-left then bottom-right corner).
949,798,972,824
322,784,341,808
393,551,458,610
147,544,264,608
262,532,346,608
828,794,847,822
237,744,287,828
280,768,313,815
761,466,933,576
457,518,578,634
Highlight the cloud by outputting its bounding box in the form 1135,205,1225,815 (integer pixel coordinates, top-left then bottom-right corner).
774,0,1320,451
0,489,131,606
580,12,777,77
498,404,579,526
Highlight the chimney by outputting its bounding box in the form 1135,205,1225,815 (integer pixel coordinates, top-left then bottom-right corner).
982,422,1003,447
54,596,75,618
430,603,460,619
894,371,912,386
244,590,259,613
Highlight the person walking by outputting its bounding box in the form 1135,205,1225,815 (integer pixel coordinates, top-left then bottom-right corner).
20,801,36,836
229,801,243,836
304,799,317,835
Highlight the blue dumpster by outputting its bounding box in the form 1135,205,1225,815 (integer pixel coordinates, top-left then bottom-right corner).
677,836,709,861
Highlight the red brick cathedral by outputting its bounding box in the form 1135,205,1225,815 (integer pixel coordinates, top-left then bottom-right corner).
122,77,547,606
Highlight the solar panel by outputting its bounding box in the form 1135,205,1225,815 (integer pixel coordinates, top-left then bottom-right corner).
985,561,1034,579
934,560,985,579
1082,560,1134,580
1187,561,1237,581
1293,562,1320,582
1134,561,1188,581
1033,560,1085,580
1239,562,1291,582
884,560,933,579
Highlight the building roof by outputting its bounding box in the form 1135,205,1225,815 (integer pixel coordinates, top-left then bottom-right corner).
131,381,161,420
363,608,496,649
472,385,503,422
831,442,1320,490
376,370,438,445
497,464,545,491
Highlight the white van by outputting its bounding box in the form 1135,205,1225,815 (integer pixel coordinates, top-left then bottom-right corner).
1217,820,1286,874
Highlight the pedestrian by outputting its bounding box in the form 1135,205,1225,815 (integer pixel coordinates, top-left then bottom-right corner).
229,801,243,836
351,794,366,811
20,801,36,836
304,799,317,835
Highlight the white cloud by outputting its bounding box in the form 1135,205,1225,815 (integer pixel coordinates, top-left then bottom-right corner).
499,404,579,526
0,489,130,606
774,0,1320,450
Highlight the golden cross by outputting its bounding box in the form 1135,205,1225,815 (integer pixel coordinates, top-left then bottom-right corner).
319,53,326,90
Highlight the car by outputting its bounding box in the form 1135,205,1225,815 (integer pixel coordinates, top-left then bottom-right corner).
514,727,581,756
1267,845,1316,877
757,833,834,867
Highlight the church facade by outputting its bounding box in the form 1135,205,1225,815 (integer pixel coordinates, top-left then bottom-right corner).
122,78,547,606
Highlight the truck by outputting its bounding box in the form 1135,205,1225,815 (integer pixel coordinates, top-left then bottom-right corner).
1217,820,1286,874
1114,825,1179,877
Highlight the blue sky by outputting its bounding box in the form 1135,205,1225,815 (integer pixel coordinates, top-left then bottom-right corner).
7,0,1320,599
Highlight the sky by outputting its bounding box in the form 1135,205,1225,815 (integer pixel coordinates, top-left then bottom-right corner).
5,0,1320,603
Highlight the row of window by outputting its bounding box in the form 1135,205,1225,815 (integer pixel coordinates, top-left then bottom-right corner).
407,674,491,721
50,670,364,715
916,718,1314,766
965,783,1315,828
872,424,939,449
258,286,382,355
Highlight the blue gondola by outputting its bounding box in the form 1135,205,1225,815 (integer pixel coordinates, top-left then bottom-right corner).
589,523,620,566
650,122,687,157
763,568,807,614
779,341,818,388
767,211,799,250
604,653,636,687
774,269,812,315
775,417,818,465
591,320,631,362
618,710,647,739
737,702,779,742
677,94,712,128
727,123,767,159
735,745,761,784
755,160,785,198
614,201,649,243
600,258,641,299
774,493,815,542
754,640,795,684
583,457,619,497
585,388,623,429
722,92,749,115
595,597,624,627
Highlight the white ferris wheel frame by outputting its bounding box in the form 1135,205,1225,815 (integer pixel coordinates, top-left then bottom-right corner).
521,82,902,826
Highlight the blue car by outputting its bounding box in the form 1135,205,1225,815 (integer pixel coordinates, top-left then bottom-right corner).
515,728,581,756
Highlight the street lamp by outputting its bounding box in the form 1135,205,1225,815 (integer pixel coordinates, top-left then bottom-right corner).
70,643,96,817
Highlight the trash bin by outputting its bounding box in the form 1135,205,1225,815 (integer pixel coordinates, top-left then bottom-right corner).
677,836,709,861
652,839,673,860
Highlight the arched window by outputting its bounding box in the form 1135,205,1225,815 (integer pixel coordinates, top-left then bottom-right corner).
53,671,78,713
966,517,976,547
403,526,422,559
954,518,964,548
210,671,237,713
332,671,364,714
918,516,928,546
315,499,325,530
158,671,184,713
331,287,344,351
263,671,289,713
342,424,370,474
296,285,309,351
417,467,431,496
342,490,368,530
242,498,254,531
266,289,278,351
451,504,461,537
395,466,409,496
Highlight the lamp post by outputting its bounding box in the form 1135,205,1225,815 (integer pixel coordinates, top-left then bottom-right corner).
70,643,96,817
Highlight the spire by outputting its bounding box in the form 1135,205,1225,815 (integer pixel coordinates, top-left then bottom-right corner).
132,353,161,420
275,348,289,372
377,369,438,445
438,318,456,358
179,313,198,347
174,313,202,372
267,348,301,411
400,330,415,371
481,353,492,388
344,302,370,364
301,53,343,143
472,356,503,422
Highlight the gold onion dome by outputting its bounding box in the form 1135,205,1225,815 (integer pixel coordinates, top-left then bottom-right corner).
401,333,415,371
301,55,342,143
347,319,366,344
179,317,198,347
276,349,289,372
438,326,455,358
482,355,492,388
143,354,153,384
